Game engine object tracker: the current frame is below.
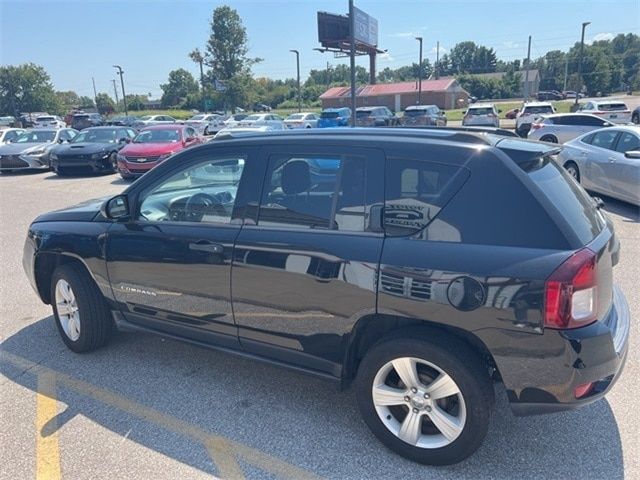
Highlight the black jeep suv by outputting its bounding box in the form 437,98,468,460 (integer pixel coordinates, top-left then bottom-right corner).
23,128,630,465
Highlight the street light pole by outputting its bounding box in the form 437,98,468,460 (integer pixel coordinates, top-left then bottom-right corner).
113,65,128,116
290,49,301,113
348,0,356,127
415,36,423,104
575,21,591,107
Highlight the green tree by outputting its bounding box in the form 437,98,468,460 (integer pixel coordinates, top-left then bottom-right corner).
78,96,95,109
95,93,116,114
200,5,261,111
0,63,61,116
124,94,148,111
55,90,80,111
160,68,199,107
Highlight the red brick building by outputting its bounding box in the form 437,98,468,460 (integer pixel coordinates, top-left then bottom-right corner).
319,78,470,111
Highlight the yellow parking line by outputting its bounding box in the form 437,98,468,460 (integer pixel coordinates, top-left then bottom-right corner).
3,351,321,480
36,372,61,480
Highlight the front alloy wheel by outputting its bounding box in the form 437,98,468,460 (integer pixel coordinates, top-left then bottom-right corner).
55,279,80,341
372,357,466,448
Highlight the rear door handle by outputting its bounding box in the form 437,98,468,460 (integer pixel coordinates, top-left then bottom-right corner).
189,240,224,254
608,157,616,163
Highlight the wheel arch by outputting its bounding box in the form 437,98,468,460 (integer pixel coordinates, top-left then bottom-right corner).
341,314,500,388
34,252,94,304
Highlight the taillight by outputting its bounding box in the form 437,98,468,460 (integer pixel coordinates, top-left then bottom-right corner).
531,122,544,130
544,248,597,329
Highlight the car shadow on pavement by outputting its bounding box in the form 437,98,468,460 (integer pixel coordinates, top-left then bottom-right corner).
42,172,117,181
602,196,640,223
1,316,625,480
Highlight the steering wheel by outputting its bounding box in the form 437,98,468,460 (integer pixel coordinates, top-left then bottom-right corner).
183,193,225,222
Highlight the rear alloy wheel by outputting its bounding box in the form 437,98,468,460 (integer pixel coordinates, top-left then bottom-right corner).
108,152,118,172
564,161,580,182
540,135,557,143
356,336,493,465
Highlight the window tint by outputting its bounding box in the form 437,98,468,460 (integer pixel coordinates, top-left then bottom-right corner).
580,115,608,126
259,154,366,231
384,158,469,236
581,133,595,145
591,130,619,150
615,132,640,153
139,157,246,224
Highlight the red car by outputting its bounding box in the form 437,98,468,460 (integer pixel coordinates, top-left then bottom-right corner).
116,124,202,179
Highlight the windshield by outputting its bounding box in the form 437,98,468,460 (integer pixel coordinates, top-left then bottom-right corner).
189,115,205,120
139,116,153,121
37,116,55,121
404,109,427,116
73,115,89,120
287,114,304,120
599,103,627,111
133,129,182,143
71,129,118,143
244,115,261,121
321,111,339,119
13,130,56,143
356,110,372,117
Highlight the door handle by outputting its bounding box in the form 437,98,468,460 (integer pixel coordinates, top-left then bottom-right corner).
608,157,616,163
189,240,223,254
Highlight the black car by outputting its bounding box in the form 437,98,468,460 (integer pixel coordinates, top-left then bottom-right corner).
49,126,136,175
537,90,563,101
355,106,400,126
632,105,640,124
71,113,103,130
252,103,272,112
23,128,630,465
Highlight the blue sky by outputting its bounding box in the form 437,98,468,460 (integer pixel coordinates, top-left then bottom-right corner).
1,0,638,99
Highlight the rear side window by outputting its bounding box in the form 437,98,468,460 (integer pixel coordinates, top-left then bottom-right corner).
599,103,627,111
592,131,619,150
259,154,367,231
384,158,469,236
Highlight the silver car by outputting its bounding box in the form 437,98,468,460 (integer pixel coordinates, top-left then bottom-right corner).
462,103,500,127
0,128,78,172
556,125,640,206
527,113,614,144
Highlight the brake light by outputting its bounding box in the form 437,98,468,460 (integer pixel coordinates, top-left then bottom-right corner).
531,122,544,130
544,248,597,329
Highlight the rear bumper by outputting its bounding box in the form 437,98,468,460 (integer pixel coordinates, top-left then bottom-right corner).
510,285,630,416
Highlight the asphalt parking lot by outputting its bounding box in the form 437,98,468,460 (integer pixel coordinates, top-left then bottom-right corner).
1,170,639,480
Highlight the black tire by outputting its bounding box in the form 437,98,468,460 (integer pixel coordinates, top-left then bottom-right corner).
564,161,580,182
108,152,118,172
540,135,558,143
55,166,67,176
355,332,494,465
633,113,639,125
50,263,112,353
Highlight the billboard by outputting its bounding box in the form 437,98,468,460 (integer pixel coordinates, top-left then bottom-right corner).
353,7,378,48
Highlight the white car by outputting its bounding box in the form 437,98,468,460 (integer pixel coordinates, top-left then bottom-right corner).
236,113,284,128
527,113,614,144
579,100,632,124
223,114,249,128
284,112,319,129
516,102,555,137
0,128,26,144
213,124,284,141
185,114,225,135
462,104,500,127
35,115,66,128
132,115,177,130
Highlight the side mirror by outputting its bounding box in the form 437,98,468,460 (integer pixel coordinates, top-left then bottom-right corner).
624,150,640,159
119,137,131,144
57,138,64,144
101,195,129,220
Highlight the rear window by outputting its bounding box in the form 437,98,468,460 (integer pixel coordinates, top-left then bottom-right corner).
404,109,427,117
73,114,89,119
523,106,554,115
321,111,339,119
599,103,627,111
356,110,372,117
468,108,493,115
527,160,604,244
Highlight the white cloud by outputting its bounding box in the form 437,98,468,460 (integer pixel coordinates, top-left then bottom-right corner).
502,41,519,49
589,32,615,44
379,52,395,62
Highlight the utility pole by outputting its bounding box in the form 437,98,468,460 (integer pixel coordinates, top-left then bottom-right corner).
575,21,591,107
415,36,423,104
327,61,331,90
563,56,569,92
111,79,119,112
524,36,531,101
91,77,98,110
113,65,128,116
348,0,357,127
436,41,440,79
290,49,301,113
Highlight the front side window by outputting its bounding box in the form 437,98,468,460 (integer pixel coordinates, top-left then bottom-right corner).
259,154,366,232
384,158,468,236
615,132,640,153
138,156,246,224
591,130,619,151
